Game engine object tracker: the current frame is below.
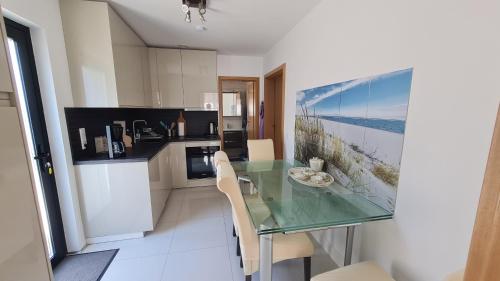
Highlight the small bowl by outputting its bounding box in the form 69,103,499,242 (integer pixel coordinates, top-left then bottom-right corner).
309,158,324,172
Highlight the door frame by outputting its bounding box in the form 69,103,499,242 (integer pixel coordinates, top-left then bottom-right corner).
5,17,67,268
464,106,500,281
218,76,260,149
264,63,286,159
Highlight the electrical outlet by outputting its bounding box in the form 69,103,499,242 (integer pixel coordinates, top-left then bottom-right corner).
79,128,87,150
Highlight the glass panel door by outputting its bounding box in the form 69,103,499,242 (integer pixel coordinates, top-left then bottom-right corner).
5,17,67,268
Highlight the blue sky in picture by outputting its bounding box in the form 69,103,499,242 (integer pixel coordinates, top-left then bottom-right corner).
296,69,413,121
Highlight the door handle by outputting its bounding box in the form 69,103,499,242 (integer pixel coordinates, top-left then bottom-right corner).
44,161,54,175
34,152,50,160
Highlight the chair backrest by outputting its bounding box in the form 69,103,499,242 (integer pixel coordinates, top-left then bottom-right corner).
247,139,275,161
214,150,230,166
216,162,259,249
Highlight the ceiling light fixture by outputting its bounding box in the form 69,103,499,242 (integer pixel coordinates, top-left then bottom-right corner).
181,0,207,24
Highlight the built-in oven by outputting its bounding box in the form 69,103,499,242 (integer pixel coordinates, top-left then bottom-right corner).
185,142,220,179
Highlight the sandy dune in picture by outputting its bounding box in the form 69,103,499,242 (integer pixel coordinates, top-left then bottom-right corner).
295,69,413,211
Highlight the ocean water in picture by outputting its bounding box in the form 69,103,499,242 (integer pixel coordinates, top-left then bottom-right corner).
295,69,413,212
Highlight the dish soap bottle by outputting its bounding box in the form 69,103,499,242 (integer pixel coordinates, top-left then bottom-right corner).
177,112,185,137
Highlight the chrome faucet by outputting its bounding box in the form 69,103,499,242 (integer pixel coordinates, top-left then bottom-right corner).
132,120,147,143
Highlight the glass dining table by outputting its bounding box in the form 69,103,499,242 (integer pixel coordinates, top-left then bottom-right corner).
232,160,393,281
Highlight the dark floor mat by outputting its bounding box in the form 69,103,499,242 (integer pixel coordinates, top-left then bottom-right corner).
53,249,118,281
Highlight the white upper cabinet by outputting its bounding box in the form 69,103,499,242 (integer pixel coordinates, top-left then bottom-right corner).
181,50,217,108
113,46,146,107
149,48,217,109
0,23,13,94
109,6,149,107
152,48,184,108
61,1,150,108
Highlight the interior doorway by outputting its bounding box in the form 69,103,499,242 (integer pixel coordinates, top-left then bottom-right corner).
464,106,500,281
5,17,67,268
218,76,260,161
264,64,286,160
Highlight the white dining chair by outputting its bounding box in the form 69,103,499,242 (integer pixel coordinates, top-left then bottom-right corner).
214,150,230,166
214,150,241,240
247,139,275,161
311,261,394,281
216,161,314,281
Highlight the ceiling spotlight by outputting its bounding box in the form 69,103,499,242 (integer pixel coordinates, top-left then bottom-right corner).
181,0,206,24
181,1,190,13
198,2,206,23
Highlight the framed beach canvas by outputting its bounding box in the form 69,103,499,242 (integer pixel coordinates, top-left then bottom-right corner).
295,69,413,212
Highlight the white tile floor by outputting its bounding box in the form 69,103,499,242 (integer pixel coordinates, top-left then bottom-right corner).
83,186,336,281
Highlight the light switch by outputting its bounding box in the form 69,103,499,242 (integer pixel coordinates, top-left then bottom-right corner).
79,128,87,150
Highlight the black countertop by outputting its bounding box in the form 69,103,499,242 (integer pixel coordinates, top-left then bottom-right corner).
73,135,220,165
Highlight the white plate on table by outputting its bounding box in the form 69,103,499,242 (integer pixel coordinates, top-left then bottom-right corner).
288,167,334,187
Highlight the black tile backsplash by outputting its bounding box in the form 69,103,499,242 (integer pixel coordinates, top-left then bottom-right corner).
65,107,218,160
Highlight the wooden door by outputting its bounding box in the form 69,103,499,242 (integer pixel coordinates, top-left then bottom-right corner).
264,64,285,159
246,81,256,139
273,75,284,159
463,106,500,281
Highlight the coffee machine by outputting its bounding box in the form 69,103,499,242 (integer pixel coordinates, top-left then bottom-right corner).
106,124,126,158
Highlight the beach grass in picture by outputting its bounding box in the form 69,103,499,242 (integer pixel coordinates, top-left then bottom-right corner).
295,69,413,212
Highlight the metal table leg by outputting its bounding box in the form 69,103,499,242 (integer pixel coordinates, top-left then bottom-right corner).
344,225,355,266
260,233,273,281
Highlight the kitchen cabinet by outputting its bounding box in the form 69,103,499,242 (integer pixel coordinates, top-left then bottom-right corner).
61,1,151,108
75,144,174,242
148,145,173,226
75,162,154,241
148,48,217,109
169,142,188,188
150,48,184,108
114,45,149,107
181,50,217,108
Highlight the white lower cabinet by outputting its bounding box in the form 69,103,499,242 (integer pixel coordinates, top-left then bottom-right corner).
76,162,154,241
148,145,173,226
169,142,188,188
76,141,222,242
76,145,174,242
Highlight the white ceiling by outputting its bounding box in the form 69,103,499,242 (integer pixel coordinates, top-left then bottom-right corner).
105,0,322,55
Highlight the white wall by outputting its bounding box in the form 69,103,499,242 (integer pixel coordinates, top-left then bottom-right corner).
2,0,86,252
264,0,500,280
217,54,264,102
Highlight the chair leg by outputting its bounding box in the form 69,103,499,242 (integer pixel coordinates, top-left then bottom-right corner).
304,257,311,281
240,256,243,268
245,275,252,281
236,237,241,256
232,224,236,237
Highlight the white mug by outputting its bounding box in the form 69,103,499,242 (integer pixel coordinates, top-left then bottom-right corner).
309,158,324,172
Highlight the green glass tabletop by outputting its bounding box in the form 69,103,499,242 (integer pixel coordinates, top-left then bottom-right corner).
232,160,393,235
